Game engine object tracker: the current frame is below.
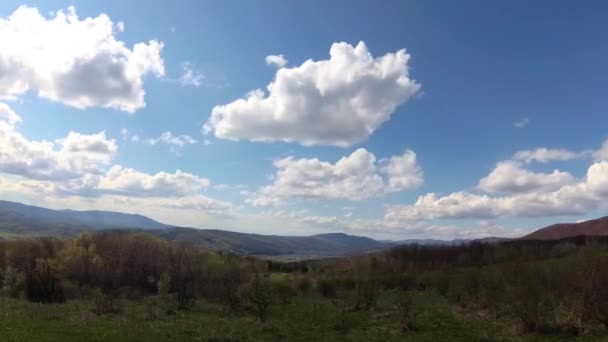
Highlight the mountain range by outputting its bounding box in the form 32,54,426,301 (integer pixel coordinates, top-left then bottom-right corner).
0,200,387,258
0,200,606,258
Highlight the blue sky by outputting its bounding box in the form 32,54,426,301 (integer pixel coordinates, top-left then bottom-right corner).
0,1,607,239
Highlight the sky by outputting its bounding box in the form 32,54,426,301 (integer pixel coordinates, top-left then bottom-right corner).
0,1,607,240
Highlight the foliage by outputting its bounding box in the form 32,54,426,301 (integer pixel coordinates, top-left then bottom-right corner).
242,273,272,322
0,231,607,339
1,266,24,298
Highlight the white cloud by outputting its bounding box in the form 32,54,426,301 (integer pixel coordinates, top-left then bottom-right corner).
145,131,197,155
478,161,576,194
260,209,339,227
248,148,422,205
178,61,204,87
0,102,22,127
385,160,608,226
513,117,530,128
158,195,234,217
0,107,117,180
0,6,164,112
594,139,608,161
587,161,608,196
97,166,210,197
513,148,581,163
265,54,287,68
0,103,233,220
384,150,424,192
204,41,420,147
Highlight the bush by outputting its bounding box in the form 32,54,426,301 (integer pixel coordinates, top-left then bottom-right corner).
507,264,554,333
296,277,312,295
243,273,272,322
59,279,79,301
274,279,297,304
398,293,415,333
317,278,337,299
91,288,121,315
116,286,144,301
157,272,176,315
215,264,248,311
1,266,24,298
26,258,64,303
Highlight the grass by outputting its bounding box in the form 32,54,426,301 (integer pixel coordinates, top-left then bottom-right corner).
0,292,606,341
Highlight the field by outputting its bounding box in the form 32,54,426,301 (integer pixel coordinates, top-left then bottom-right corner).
1,233,608,341
1,290,606,342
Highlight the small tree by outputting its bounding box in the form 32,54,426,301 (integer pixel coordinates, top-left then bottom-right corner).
398,293,415,333
157,272,175,315
1,266,24,298
318,278,337,299
27,258,64,303
275,279,296,305
90,288,121,315
244,273,272,322
297,277,312,295
216,263,248,311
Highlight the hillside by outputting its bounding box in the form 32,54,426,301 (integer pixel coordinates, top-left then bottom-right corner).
152,228,388,258
0,200,168,232
522,216,608,240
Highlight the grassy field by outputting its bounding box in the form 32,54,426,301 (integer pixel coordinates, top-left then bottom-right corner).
0,291,605,342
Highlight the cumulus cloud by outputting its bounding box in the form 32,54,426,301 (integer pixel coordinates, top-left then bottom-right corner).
0,103,22,127
594,139,608,161
587,161,608,196
0,103,233,219
478,161,576,194
204,41,420,147
0,6,164,112
0,107,117,180
97,166,210,197
384,150,424,192
513,148,581,163
385,161,608,227
248,148,422,205
265,54,287,68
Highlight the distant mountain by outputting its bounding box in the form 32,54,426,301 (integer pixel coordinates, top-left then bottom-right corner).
9,200,608,259
312,233,386,250
391,237,511,246
522,216,608,240
0,200,168,234
0,200,389,258
152,228,388,257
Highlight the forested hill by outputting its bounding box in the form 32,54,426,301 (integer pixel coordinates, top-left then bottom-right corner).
151,229,389,257
0,200,168,232
522,216,608,240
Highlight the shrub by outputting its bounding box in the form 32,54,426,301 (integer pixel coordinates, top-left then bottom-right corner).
243,273,272,322
90,288,121,315
296,277,312,295
26,258,64,303
274,279,297,304
1,266,24,298
398,293,415,333
215,264,248,311
157,272,176,315
317,278,337,299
